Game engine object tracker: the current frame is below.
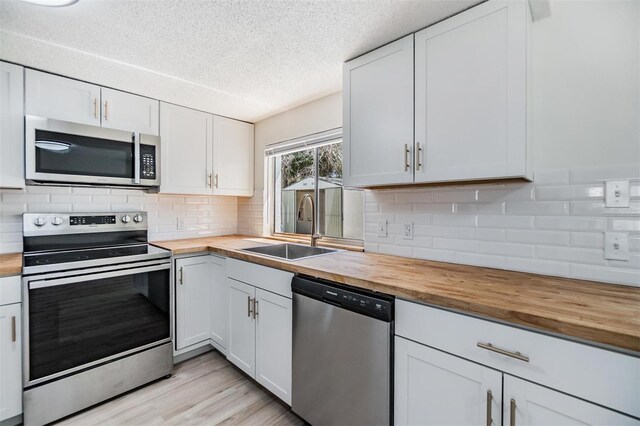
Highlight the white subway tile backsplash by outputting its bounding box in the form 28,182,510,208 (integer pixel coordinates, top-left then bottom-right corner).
0,187,239,253
362,164,639,286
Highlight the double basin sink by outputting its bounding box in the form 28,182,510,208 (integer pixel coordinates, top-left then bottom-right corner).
241,243,337,261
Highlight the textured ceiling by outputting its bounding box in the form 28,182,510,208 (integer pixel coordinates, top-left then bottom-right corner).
0,0,481,121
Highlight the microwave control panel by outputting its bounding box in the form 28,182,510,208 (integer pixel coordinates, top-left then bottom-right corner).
140,145,156,180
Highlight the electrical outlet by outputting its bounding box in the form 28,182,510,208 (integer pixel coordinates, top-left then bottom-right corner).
377,220,387,237
604,232,629,260
177,217,186,231
605,180,630,207
403,223,414,240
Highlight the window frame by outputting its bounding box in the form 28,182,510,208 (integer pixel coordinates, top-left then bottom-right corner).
265,129,363,246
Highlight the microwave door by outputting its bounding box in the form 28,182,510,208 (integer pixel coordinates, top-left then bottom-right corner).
26,116,138,186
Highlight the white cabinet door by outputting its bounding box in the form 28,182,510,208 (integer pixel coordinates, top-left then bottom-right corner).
101,88,159,135
175,256,211,350
25,69,101,126
415,0,530,183
0,303,22,422
255,288,292,405
227,279,256,377
343,34,415,187
0,62,24,189
395,336,502,426
212,115,254,197
160,102,213,195
209,255,228,351
504,375,638,426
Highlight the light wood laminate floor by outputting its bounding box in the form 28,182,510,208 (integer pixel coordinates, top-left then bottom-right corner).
55,350,305,426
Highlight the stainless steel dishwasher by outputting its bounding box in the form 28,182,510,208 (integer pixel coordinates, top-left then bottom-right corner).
292,275,394,426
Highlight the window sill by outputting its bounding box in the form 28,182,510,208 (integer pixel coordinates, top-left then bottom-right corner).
268,234,364,252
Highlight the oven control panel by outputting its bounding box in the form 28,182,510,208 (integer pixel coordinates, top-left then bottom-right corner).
24,212,148,236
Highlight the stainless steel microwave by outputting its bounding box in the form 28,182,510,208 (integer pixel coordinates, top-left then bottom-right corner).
25,115,160,188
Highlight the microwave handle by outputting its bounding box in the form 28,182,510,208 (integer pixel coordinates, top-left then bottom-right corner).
28,263,170,290
133,132,141,184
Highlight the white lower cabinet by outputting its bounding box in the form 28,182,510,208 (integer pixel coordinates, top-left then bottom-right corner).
175,256,211,350
504,376,638,426
395,300,640,425
209,255,229,352
0,276,22,423
227,279,257,376
226,259,294,405
395,336,502,426
255,288,292,404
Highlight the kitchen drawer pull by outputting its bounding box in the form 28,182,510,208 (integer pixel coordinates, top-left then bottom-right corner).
247,295,253,318
477,342,529,362
510,399,516,426
253,299,258,319
415,142,422,171
215,173,219,189
93,98,98,118
486,390,492,426
11,316,16,342
207,173,212,188
178,267,183,285
104,101,108,120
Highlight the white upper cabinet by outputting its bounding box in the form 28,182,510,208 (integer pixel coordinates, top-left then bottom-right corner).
160,102,213,195
343,35,415,187
504,375,638,426
25,69,101,126
212,115,254,197
101,88,159,135
415,0,531,183
0,61,24,189
343,0,532,187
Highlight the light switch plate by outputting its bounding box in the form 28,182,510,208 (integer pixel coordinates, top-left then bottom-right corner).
403,223,414,240
377,220,387,237
605,180,630,207
604,232,629,261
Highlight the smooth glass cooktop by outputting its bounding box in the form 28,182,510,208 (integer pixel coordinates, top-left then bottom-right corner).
24,244,151,267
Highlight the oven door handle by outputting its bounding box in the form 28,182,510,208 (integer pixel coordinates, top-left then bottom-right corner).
28,263,170,290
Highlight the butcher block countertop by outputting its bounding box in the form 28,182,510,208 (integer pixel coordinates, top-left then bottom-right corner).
0,253,22,277
153,235,640,353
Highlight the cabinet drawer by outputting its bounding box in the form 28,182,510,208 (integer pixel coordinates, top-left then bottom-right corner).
0,276,21,306
396,299,640,418
227,258,294,299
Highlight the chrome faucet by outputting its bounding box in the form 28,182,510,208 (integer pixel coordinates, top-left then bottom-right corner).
297,194,322,247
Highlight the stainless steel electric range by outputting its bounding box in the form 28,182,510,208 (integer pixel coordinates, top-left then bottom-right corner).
21,212,173,426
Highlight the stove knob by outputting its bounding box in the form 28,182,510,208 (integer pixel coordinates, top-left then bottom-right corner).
133,214,143,223
33,217,46,227
121,215,132,224
51,216,64,226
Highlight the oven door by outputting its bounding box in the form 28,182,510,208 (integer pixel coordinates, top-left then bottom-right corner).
23,261,171,387
25,115,160,187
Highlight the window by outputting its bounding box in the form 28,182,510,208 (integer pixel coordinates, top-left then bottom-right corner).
268,131,363,244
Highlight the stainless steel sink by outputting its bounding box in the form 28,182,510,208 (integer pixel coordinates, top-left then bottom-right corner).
241,243,337,261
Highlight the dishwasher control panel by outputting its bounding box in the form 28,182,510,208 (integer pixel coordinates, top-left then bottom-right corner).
292,275,393,322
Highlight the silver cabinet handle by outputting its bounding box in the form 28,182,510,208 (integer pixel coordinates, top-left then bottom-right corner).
510,399,516,426
247,295,253,318
477,342,529,362
486,390,492,426
403,144,411,171
178,267,183,285
253,299,258,319
104,100,108,120
11,316,16,342
207,173,212,188
214,173,219,189
415,142,423,171
93,98,98,118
